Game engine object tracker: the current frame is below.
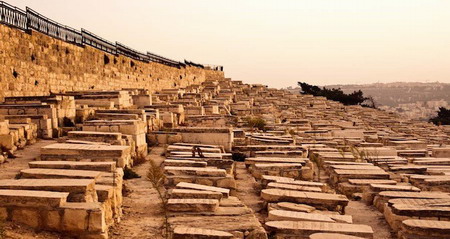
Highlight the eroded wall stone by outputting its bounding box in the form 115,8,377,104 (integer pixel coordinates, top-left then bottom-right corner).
0,24,224,100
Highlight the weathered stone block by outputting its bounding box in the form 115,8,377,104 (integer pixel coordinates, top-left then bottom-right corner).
12,208,39,228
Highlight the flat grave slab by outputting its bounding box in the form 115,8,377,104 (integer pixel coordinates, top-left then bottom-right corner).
266,221,373,238
268,210,352,224
267,182,322,192
0,179,95,202
20,168,103,180
400,219,450,239
167,198,219,212
170,189,223,200
29,161,116,172
172,226,233,239
261,189,349,212
165,166,227,177
176,182,230,197
0,189,69,209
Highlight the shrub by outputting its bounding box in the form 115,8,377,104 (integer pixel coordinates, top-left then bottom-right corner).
244,117,266,131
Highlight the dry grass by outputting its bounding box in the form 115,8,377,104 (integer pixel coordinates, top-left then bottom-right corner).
147,159,170,239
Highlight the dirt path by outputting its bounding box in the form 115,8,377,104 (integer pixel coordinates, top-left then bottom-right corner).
345,198,393,239
0,139,56,180
233,162,265,222
110,146,166,239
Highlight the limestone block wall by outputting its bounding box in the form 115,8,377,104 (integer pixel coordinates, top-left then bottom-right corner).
0,24,224,100
172,127,234,152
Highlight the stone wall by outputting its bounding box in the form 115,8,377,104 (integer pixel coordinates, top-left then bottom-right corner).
0,24,224,100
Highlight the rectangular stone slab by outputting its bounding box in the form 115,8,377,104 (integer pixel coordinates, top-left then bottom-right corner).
400,219,450,238
0,189,68,208
388,198,450,207
245,157,308,166
333,170,388,177
330,165,380,170
167,198,219,212
254,163,303,170
391,203,450,217
28,161,116,172
163,160,207,167
20,168,103,180
41,143,130,157
413,158,450,165
332,170,389,183
68,131,122,140
167,145,222,153
176,182,230,197
374,191,450,211
267,182,322,192
266,221,373,238
170,189,223,200
0,179,95,197
168,214,265,234
261,175,325,188
348,179,397,185
172,226,233,239
40,143,131,167
261,189,349,212
165,166,227,177
369,184,420,192
268,210,352,223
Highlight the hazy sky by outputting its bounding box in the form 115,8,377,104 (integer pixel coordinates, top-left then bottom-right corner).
9,0,450,88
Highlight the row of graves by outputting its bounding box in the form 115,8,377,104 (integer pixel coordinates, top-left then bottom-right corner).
145,78,450,239
194,78,450,238
161,143,267,239
0,76,450,238
237,141,376,238
0,89,171,238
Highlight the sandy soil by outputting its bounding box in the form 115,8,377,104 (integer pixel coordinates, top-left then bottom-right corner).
109,146,166,239
0,139,56,180
234,162,266,223
345,201,394,239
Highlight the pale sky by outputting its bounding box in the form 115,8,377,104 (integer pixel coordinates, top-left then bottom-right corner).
9,0,450,88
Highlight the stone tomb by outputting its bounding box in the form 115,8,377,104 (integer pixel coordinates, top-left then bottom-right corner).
40,143,132,168
266,221,373,238
261,188,349,213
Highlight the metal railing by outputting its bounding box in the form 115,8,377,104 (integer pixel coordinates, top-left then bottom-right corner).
0,1,222,71
0,1,27,30
116,42,149,63
147,51,182,68
184,60,204,69
81,28,117,55
26,7,82,45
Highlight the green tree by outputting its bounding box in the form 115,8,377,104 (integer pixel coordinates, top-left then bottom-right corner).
429,107,450,125
298,82,375,107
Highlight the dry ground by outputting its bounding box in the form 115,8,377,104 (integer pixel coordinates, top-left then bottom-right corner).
109,146,166,239
0,144,394,239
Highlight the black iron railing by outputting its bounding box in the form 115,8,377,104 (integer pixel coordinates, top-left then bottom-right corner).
0,1,223,71
0,1,27,30
81,28,117,55
147,51,182,68
185,60,204,69
116,42,149,63
26,7,82,45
